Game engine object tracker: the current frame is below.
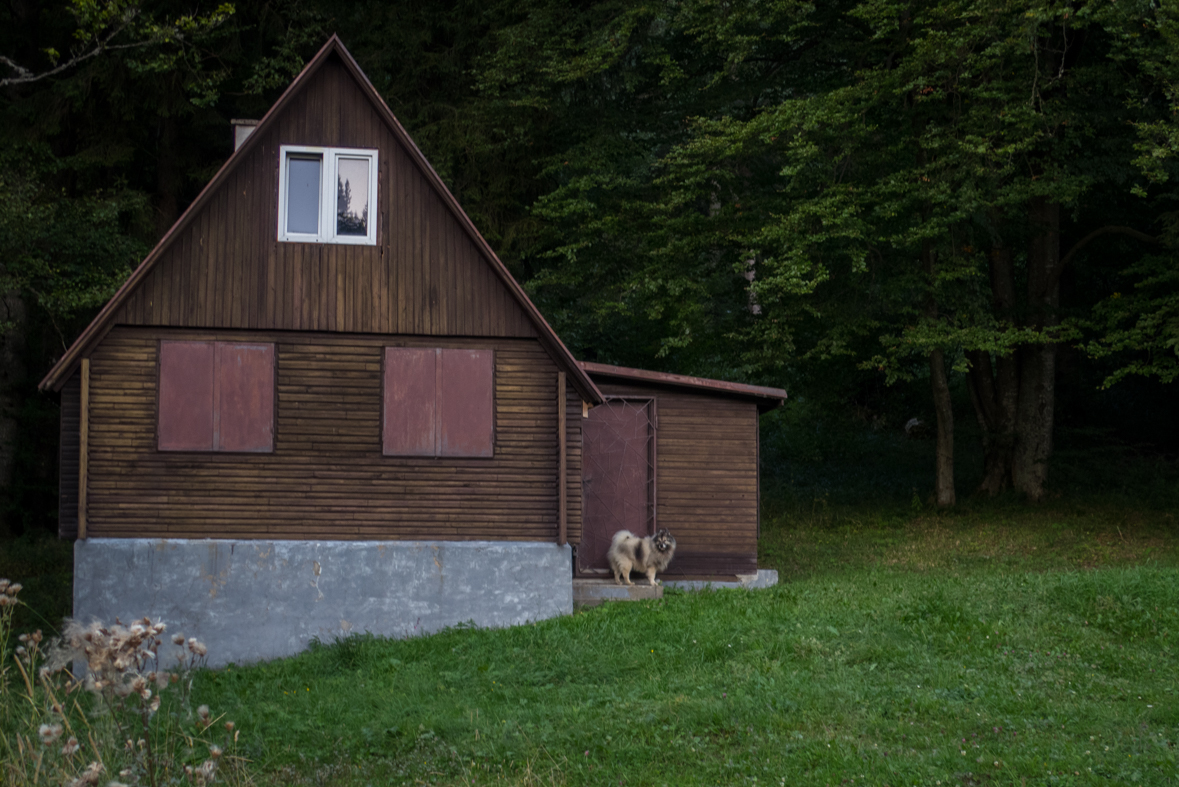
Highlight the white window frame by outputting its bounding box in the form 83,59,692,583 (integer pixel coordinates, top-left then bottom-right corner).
277,145,379,245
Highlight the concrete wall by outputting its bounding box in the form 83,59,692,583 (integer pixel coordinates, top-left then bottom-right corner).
74,539,572,667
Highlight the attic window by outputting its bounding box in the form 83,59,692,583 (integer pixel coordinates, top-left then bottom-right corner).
278,146,378,245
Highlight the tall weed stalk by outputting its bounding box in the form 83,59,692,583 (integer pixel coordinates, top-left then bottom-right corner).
0,577,250,786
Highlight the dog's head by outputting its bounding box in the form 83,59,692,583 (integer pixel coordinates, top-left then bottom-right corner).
653,528,676,553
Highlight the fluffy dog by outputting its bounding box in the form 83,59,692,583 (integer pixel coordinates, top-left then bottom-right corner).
607,528,676,586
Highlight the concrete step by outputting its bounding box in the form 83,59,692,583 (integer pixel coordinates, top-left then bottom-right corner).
573,578,663,607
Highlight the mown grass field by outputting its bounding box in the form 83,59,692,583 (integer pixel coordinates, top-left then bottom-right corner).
3,425,1177,785
179,500,1179,787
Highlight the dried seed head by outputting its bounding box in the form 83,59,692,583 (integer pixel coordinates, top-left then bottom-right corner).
6,582,21,596
199,760,217,779
197,704,210,720
170,673,179,683
67,760,103,787
149,695,160,712
61,736,80,756
224,721,235,732
38,723,63,745
0,596,10,607
155,671,169,689
172,633,185,645
209,745,223,759
0,578,9,590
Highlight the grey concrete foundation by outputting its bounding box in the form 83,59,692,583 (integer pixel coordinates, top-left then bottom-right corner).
664,569,779,591
74,539,572,667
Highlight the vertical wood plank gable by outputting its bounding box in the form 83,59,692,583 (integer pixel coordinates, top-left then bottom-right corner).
101,56,537,342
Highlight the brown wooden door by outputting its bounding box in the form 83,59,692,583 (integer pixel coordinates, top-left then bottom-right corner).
579,398,656,575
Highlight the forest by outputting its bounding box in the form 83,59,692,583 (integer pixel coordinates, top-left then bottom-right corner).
1,0,1177,538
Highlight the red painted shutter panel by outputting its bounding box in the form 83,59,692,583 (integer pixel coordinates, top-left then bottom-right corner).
216,343,275,452
158,341,215,451
439,349,494,458
383,348,437,456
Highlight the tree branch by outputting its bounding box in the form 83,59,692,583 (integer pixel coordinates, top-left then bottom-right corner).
0,20,133,88
1041,225,1158,298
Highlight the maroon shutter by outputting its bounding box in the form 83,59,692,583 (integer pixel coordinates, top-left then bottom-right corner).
158,341,215,451
439,349,494,458
383,348,437,456
216,343,275,452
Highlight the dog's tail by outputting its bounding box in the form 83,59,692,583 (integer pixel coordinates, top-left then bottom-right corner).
610,529,635,548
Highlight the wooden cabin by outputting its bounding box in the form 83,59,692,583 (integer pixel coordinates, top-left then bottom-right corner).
40,36,784,665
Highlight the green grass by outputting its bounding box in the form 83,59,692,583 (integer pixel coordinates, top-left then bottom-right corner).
189,505,1179,786
5,428,1178,785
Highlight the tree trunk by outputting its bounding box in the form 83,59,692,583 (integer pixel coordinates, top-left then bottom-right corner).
930,348,956,507
0,286,26,538
1013,197,1060,501
967,245,1019,495
922,236,955,507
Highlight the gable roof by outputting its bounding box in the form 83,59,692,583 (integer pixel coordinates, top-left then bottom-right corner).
580,361,786,413
39,35,603,405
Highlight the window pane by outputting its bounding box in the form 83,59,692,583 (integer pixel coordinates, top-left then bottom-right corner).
286,155,321,235
336,157,370,236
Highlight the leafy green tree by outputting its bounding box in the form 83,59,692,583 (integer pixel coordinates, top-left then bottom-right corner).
487,0,1177,504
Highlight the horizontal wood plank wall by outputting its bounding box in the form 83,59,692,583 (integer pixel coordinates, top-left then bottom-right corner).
593,381,759,576
85,327,561,541
58,373,81,540
564,378,584,545
112,56,536,340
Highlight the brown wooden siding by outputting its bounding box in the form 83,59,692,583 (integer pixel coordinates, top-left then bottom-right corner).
564,378,584,546
112,56,536,339
58,373,80,539
85,326,565,541
591,381,759,576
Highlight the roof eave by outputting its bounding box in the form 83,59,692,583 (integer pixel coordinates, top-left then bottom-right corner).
580,361,786,413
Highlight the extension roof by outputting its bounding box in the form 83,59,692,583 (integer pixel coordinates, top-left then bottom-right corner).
39,35,603,405
580,361,786,413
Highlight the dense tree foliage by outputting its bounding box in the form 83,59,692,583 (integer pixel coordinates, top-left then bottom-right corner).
0,0,1174,534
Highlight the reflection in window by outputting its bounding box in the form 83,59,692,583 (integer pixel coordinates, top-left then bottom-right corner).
336,157,369,236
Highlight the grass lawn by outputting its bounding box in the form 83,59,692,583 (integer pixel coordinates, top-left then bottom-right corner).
188,502,1179,786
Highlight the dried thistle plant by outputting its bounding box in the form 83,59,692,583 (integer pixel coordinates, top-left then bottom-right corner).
1,578,249,787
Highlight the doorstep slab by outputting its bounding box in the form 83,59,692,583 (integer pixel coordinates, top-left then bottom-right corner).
664,569,779,591
573,578,663,607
